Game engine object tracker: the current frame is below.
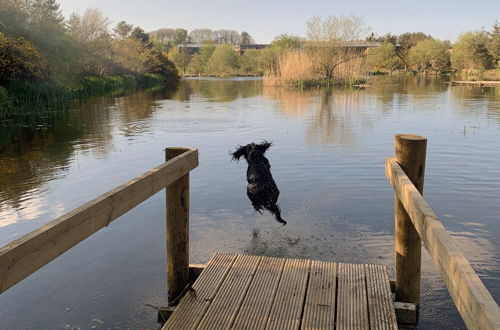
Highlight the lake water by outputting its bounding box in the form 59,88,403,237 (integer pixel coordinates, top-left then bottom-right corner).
0,76,499,329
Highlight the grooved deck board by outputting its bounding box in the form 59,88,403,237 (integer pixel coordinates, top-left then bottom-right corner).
265,258,311,330
337,263,369,330
231,256,285,330
301,261,337,330
366,264,398,330
163,253,236,329
197,254,261,329
163,254,397,330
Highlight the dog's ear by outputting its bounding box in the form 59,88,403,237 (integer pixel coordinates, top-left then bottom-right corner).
231,145,247,161
256,140,272,153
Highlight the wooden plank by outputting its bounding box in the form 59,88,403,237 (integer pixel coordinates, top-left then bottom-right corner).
266,258,310,330
166,147,191,302
337,263,369,330
231,256,285,330
365,264,398,330
386,157,500,330
301,261,336,330
0,148,198,294
197,254,261,329
163,253,236,329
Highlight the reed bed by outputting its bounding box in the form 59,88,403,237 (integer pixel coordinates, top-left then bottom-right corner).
263,48,368,88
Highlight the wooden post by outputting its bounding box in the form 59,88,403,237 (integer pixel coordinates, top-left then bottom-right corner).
166,147,191,304
394,134,427,309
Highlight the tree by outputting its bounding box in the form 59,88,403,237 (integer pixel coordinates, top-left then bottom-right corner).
366,42,400,71
0,32,48,85
240,31,253,45
407,39,450,72
113,21,133,40
174,28,189,45
143,49,179,84
189,29,214,44
367,33,397,44
271,34,302,50
213,29,240,44
65,9,113,76
131,27,150,45
189,45,216,75
208,44,239,76
167,46,191,74
305,14,369,79
396,32,432,69
488,22,500,66
452,31,494,71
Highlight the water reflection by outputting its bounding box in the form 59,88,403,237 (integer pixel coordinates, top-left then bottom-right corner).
0,76,499,329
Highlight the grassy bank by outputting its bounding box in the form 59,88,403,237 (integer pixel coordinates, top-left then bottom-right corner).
0,74,169,121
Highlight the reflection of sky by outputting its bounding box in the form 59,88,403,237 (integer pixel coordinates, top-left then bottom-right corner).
0,78,499,329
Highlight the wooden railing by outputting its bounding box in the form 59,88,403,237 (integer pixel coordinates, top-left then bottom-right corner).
0,147,198,298
386,134,500,330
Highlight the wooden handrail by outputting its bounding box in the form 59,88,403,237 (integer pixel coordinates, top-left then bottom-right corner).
386,157,500,330
0,148,198,294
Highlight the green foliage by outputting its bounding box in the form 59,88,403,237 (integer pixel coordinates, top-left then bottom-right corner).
271,34,303,51
207,44,240,76
452,31,494,71
113,20,133,39
167,46,191,74
189,45,216,75
408,39,450,72
240,31,253,45
488,23,500,66
174,28,189,45
366,42,400,72
0,33,49,84
397,32,432,49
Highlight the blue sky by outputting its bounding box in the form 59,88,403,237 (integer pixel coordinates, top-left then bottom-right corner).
59,0,499,43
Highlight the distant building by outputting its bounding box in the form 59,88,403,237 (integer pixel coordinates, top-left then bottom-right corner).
178,44,270,55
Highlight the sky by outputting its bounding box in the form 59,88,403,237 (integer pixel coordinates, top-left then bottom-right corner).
58,0,500,43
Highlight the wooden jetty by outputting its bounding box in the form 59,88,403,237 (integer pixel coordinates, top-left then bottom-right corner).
1,136,499,329
450,80,500,87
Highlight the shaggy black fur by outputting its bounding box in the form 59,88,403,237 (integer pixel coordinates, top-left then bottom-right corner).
232,141,286,225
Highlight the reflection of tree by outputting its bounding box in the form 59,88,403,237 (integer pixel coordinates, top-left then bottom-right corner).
173,78,261,102
306,89,367,147
262,87,316,116
263,87,369,148
0,87,179,213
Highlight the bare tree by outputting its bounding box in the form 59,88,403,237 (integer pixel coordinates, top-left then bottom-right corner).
213,29,241,44
306,14,370,79
189,29,215,44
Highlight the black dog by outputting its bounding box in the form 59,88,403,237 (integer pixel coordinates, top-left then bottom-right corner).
232,141,286,225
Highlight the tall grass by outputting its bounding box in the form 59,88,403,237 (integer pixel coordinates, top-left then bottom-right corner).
263,49,367,88
1,74,168,121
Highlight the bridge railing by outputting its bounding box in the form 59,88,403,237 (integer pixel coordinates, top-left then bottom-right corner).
386,134,500,329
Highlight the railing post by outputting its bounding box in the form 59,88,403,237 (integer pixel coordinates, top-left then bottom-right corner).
394,134,427,310
165,147,190,304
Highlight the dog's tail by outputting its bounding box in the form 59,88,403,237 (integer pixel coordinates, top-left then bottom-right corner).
269,204,286,225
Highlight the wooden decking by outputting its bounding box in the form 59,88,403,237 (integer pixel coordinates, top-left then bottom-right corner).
163,253,398,329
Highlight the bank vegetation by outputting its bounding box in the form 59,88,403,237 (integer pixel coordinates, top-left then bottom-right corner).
0,0,179,120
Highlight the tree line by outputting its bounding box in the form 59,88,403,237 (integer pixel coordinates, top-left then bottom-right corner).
149,28,254,49
366,26,500,74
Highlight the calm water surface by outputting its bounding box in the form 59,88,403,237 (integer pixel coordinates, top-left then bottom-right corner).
0,76,499,329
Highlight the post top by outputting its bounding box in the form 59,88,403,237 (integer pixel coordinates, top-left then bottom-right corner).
395,134,427,141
